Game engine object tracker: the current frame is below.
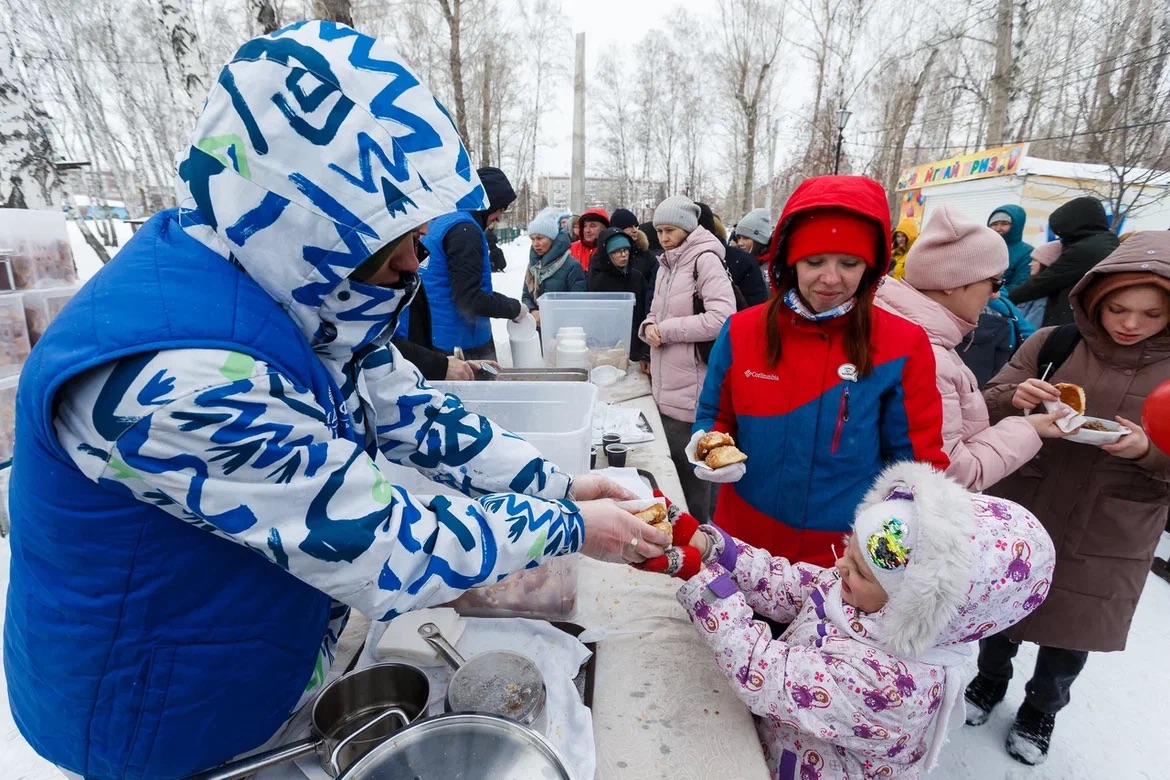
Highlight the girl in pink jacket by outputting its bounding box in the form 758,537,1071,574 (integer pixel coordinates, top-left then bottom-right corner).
876,207,1069,491
640,462,1055,779
640,195,736,521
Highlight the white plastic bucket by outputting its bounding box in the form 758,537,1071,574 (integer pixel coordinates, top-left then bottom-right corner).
509,331,543,368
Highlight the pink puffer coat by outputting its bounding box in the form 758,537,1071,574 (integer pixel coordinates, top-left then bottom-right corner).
875,278,1041,491
639,226,736,422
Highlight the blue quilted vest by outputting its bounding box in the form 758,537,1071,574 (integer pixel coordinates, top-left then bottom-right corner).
418,211,492,351
3,210,347,779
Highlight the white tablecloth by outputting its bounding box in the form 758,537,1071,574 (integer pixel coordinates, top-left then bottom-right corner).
256,396,769,780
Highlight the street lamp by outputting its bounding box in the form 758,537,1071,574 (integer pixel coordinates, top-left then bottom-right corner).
833,107,852,175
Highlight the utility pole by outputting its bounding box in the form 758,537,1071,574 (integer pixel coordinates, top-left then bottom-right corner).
571,32,586,215
765,118,779,215
986,0,1014,147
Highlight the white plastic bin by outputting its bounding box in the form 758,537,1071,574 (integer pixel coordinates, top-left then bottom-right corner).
536,292,635,369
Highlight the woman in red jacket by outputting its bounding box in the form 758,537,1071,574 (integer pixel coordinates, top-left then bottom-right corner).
692,175,949,568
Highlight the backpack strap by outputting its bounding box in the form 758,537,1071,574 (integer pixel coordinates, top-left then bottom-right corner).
1036,323,1082,380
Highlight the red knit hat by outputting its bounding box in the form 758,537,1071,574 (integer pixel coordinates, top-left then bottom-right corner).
785,208,880,267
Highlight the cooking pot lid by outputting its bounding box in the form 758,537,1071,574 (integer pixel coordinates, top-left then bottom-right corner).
338,712,576,780
448,651,544,721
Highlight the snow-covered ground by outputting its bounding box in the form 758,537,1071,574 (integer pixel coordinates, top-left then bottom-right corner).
2,233,1168,779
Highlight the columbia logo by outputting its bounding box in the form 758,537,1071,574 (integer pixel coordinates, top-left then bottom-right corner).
744,370,780,381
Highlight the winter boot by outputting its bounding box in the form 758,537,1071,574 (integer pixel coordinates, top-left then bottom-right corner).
1006,701,1055,765
963,674,1008,726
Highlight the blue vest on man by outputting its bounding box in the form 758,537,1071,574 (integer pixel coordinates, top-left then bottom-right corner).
3,210,346,779
418,211,492,351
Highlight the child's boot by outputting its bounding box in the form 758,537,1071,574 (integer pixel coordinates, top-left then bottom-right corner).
963,673,1008,726
1005,701,1055,765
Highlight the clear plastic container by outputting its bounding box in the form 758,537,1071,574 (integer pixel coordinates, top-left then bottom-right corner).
23,286,78,346
442,554,579,620
537,292,636,368
0,294,31,377
0,375,17,463
0,209,76,289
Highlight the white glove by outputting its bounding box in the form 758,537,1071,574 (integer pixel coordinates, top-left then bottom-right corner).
513,308,535,325
686,430,746,484
578,499,669,563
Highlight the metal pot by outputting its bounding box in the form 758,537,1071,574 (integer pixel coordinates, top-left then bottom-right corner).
417,622,549,734
183,662,430,780
337,712,577,780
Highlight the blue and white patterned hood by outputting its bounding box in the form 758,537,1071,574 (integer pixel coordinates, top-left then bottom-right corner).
174,21,486,349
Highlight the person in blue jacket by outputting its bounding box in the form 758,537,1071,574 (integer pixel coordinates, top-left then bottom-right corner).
988,205,1034,293
419,166,526,360
2,23,663,780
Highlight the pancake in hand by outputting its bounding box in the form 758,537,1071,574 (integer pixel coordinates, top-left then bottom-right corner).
1054,382,1086,415
635,504,672,539
705,445,748,469
695,431,736,461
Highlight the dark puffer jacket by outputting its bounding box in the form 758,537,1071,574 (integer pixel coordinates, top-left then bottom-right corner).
587,227,649,361
1008,197,1119,327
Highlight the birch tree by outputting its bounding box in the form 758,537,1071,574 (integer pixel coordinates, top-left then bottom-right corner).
158,0,207,118
0,14,59,209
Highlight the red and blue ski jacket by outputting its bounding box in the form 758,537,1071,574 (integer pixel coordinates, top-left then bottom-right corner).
695,304,949,567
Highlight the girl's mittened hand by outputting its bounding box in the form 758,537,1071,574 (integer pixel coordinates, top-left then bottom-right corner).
633,545,703,580
1013,378,1061,411
1100,416,1151,460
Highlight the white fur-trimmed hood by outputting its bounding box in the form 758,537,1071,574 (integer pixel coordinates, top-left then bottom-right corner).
856,462,1056,661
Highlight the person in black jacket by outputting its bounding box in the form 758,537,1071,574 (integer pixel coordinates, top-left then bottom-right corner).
610,208,655,278
696,202,769,307
1008,196,1120,327
639,220,664,314
487,228,507,272
392,232,495,381
587,227,650,362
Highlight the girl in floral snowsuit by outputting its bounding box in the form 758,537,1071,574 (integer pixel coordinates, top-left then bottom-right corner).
641,462,1055,779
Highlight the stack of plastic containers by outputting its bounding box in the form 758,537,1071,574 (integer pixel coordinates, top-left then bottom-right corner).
0,209,81,477
536,292,635,369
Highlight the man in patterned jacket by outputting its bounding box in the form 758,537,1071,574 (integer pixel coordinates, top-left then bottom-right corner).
3,23,665,780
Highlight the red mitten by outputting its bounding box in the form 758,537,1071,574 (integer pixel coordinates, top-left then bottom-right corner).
654,489,700,548
634,545,703,579
632,490,703,579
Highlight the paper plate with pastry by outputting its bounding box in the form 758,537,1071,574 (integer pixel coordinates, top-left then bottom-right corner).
694,430,736,461
1064,416,1131,446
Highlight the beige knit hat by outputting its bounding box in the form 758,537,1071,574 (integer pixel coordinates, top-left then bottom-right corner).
904,205,1009,291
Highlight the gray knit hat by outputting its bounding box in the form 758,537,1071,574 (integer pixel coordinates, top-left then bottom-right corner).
735,208,774,245
653,195,700,232
528,207,560,239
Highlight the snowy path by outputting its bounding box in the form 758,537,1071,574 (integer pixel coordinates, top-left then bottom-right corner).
2,235,1168,778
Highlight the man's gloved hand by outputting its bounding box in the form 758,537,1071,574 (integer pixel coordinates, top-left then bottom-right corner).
687,430,746,484
633,491,704,579
570,473,638,502
513,308,535,325
578,499,668,564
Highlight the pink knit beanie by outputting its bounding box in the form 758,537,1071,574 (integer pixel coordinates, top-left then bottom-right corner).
904,205,1009,291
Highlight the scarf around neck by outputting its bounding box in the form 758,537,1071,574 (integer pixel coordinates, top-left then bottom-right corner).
784,287,856,321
